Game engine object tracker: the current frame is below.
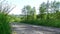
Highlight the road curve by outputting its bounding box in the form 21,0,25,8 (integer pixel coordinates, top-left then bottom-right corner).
11,23,60,34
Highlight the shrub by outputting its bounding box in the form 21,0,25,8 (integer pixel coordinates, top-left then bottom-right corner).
21,18,60,28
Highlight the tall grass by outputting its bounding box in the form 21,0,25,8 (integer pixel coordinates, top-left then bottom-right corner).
0,12,11,34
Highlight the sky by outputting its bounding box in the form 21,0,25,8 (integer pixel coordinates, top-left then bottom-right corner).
5,0,59,15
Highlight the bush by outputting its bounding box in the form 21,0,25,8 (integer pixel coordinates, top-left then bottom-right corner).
0,13,11,34
21,19,60,28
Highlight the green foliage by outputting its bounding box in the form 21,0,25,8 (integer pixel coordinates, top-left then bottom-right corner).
22,5,37,20
19,1,60,28
0,12,11,34
21,19,60,28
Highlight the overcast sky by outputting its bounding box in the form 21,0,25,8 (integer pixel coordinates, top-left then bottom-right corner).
5,0,59,15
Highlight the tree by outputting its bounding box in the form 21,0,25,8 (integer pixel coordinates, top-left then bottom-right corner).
39,2,46,19
31,7,36,20
22,5,32,20
50,1,60,19
46,0,50,19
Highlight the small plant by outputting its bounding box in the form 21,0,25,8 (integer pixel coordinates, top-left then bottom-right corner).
0,13,11,34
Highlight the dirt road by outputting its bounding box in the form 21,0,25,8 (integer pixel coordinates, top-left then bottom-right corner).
11,23,60,34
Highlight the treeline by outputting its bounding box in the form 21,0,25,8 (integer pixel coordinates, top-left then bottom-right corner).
21,0,60,28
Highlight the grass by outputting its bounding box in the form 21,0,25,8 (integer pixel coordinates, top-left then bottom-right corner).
0,13,11,34
21,19,60,28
